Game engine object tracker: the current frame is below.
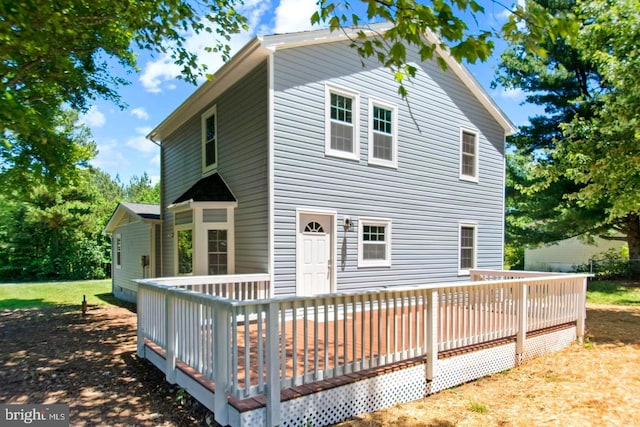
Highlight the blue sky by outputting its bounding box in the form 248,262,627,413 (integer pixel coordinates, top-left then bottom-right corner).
79,0,535,185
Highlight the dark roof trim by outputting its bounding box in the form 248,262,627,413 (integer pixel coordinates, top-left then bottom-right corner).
172,173,236,204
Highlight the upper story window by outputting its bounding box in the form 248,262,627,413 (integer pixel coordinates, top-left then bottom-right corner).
325,84,359,160
358,217,392,267
459,223,477,275
368,99,398,168
202,105,218,173
460,129,478,181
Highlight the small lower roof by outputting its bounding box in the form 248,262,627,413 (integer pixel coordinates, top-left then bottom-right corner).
172,173,236,204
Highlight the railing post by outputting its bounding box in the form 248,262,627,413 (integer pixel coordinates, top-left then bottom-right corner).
266,301,282,426
576,277,587,344
136,286,145,358
426,289,438,381
214,301,230,426
516,282,528,365
165,289,177,384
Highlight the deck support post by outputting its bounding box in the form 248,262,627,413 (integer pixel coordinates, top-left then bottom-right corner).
516,282,528,365
426,289,438,381
165,289,177,384
576,277,587,344
266,301,282,426
214,301,230,426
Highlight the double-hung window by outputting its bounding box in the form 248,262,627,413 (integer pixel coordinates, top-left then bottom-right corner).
358,217,392,267
368,99,398,168
459,223,477,275
115,234,122,269
202,105,218,173
325,85,359,160
460,129,478,181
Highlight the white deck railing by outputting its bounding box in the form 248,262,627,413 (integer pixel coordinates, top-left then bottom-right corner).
136,270,588,427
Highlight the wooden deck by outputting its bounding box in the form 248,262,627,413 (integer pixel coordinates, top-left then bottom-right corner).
136,270,588,426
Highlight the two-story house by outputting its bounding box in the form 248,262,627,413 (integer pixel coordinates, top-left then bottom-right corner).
109,23,515,301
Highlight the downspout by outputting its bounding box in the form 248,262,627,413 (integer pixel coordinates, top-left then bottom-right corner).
148,134,164,277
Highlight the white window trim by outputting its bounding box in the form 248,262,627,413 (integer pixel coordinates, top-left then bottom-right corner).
201,105,218,174
358,217,392,268
458,222,477,276
459,128,479,182
172,205,236,276
325,84,360,161
174,222,194,276
115,234,122,269
368,98,398,168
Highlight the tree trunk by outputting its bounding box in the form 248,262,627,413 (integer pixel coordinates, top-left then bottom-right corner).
626,213,640,279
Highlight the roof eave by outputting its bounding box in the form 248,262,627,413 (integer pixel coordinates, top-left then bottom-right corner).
148,37,269,142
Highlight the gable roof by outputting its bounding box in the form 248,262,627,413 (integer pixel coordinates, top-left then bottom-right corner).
103,202,161,234
171,172,237,205
148,23,516,142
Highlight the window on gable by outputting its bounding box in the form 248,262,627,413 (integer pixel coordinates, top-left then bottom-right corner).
358,217,392,267
460,129,478,181
369,99,398,168
459,223,477,274
325,85,359,160
202,105,217,173
115,234,122,269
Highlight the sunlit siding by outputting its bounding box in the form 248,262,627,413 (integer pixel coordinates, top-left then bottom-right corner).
112,217,152,302
160,63,269,276
271,40,505,295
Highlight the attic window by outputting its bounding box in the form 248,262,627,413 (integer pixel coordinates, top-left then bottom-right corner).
202,105,218,173
325,84,359,161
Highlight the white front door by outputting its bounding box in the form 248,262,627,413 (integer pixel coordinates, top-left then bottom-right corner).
297,213,332,296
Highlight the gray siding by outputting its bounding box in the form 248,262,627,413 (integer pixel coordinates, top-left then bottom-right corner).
161,63,269,275
272,41,505,295
112,216,153,302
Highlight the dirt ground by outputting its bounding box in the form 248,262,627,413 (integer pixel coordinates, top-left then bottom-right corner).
1,298,639,427
0,296,212,426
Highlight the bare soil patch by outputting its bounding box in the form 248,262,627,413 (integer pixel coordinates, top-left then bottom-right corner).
1,299,638,426
337,303,640,427
0,297,212,426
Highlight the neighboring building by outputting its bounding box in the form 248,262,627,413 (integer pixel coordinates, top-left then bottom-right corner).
111,24,516,301
525,236,626,272
104,202,161,302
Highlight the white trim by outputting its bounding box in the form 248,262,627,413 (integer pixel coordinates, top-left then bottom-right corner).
368,98,398,168
358,217,392,268
295,208,338,295
325,84,360,161
268,49,276,296
201,105,218,174
458,222,478,275
459,128,479,182
168,200,237,212
115,234,122,269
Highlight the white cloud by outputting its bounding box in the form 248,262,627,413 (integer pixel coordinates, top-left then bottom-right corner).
138,0,271,94
498,87,525,101
79,105,106,128
150,154,161,166
130,107,150,120
149,174,161,185
274,0,319,33
91,139,130,171
126,127,157,154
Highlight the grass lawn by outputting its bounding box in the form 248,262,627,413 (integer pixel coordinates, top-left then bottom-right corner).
587,280,640,305
0,279,112,310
